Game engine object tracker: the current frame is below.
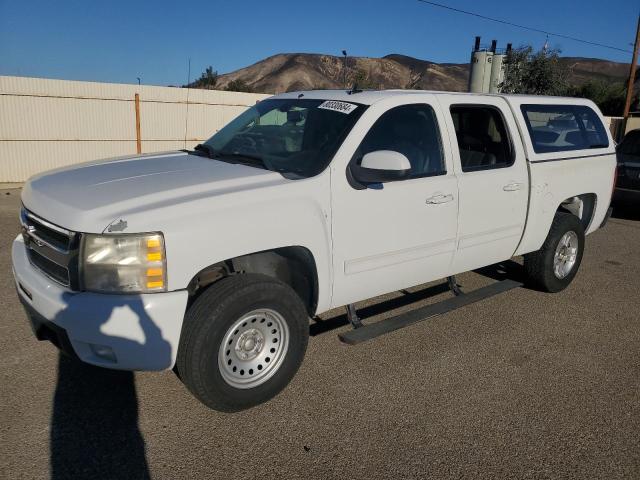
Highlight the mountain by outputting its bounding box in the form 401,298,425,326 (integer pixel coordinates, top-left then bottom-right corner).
560,57,632,85
207,52,632,94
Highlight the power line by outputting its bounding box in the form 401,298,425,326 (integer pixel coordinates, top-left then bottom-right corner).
416,0,633,54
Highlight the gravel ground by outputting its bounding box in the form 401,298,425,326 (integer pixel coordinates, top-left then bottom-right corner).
1,187,639,480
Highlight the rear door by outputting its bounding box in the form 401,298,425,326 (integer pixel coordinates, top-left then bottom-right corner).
437,96,529,273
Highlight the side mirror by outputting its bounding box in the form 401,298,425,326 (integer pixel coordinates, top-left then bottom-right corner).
351,150,411,184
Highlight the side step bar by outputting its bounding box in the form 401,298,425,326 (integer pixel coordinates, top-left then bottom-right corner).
338,279,522,345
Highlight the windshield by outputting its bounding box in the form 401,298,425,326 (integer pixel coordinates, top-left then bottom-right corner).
201,98,366,178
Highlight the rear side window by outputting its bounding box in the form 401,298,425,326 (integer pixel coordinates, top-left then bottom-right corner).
450,105,514,172
520,104,609,154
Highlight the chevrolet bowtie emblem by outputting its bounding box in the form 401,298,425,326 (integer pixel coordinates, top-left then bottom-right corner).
24,226,44,247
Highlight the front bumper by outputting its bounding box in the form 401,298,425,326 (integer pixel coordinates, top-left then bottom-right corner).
12,235,189,371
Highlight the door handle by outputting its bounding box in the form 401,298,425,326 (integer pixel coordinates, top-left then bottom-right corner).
503,182,524,192
426,193,454,204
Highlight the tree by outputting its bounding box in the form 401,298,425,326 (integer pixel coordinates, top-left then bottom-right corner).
191,66,218,89
567,81,630,117
500,46,568,96
224,79,254,93
499,45,637,115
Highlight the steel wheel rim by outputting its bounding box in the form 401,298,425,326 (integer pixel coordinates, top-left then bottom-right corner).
218,308,289,389
553,231,579,279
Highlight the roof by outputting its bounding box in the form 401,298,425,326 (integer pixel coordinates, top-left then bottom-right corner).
270,89,595,107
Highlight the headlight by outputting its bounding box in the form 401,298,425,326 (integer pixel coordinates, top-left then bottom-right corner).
82,233,167,293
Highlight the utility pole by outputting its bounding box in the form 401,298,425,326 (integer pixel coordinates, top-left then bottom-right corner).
342,50,348,88
623,15,640,120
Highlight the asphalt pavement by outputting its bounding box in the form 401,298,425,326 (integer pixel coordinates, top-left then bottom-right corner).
1,187,639,479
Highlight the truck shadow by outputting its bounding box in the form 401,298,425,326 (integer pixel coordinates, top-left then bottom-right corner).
474,260,525,284
49,296,170,480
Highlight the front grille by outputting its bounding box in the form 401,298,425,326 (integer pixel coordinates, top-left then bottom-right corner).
625,168,640,180
618,167,640,190
20,208,80,289
28,248,70,285
25,215,72,251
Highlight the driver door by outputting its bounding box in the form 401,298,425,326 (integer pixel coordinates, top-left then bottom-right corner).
330,97,459,308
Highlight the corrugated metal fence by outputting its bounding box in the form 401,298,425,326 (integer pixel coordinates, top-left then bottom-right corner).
2,76,628,182
0,76,271,182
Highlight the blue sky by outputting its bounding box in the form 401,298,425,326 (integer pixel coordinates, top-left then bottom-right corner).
0,0,637,86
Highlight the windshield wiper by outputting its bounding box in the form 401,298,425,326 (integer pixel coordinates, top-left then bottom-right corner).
217,151,269,170
189,146,271,171
193,143,216,158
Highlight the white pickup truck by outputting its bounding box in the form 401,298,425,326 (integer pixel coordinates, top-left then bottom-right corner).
12,90,616,411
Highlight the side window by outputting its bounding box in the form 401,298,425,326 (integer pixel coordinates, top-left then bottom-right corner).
520,104,609,154
356,104,445,178
450,105,514,172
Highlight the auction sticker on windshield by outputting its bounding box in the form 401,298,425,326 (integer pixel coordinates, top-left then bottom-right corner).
318,101,358,114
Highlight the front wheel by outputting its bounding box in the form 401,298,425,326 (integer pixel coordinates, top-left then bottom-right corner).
176,274,309,412
523,212,585,293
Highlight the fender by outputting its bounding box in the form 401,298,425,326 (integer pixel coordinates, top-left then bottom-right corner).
115,171,334,314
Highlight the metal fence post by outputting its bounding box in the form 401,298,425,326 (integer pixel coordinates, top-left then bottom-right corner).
134,93,142,154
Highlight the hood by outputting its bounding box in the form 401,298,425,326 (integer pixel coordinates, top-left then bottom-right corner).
22,151,286,233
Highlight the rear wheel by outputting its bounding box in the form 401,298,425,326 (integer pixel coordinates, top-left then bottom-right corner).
523,212,585,293
177,274,309,412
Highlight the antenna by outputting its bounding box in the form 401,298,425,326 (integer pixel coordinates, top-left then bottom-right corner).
183,58,191,149
342,50,348,88
348,82,362,95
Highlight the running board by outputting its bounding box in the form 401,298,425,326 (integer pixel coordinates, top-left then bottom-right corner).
338,279,522,345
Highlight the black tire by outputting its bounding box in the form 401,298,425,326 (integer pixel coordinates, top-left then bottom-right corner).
523,212,585,293
176,274,309,412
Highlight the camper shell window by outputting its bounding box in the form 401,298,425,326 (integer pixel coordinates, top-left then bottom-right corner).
520,104,609,154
